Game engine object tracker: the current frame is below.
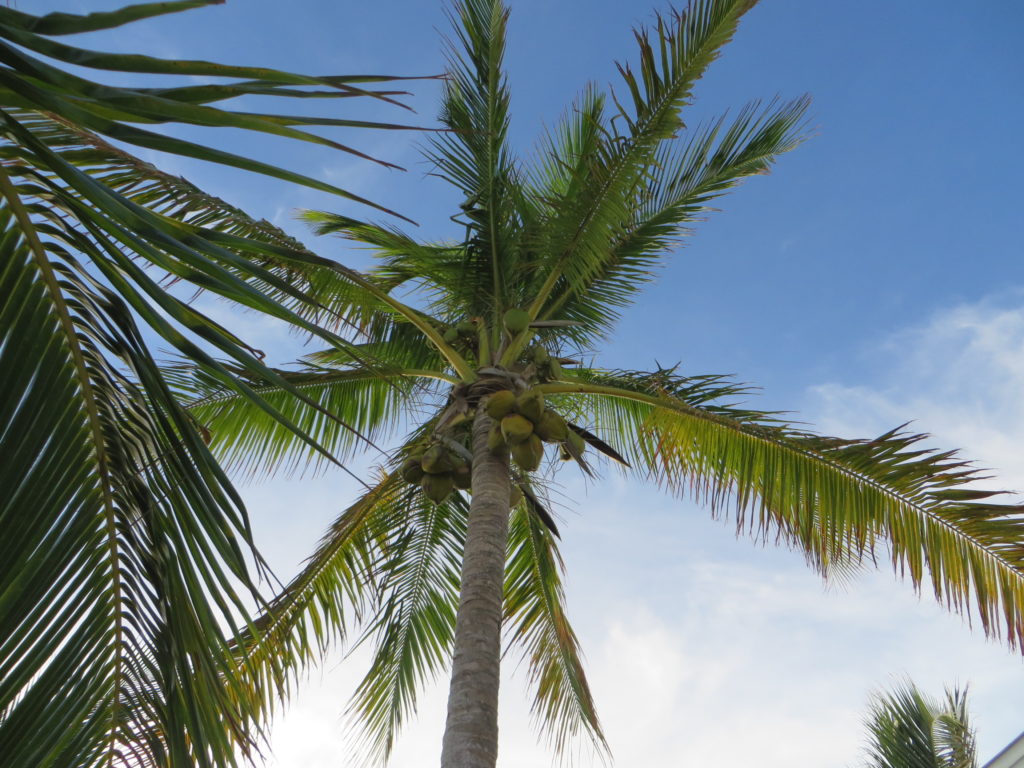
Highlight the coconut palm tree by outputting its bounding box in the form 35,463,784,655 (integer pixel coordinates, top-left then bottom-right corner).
0,2,422,766
863,683,977,768
184,0,1024,766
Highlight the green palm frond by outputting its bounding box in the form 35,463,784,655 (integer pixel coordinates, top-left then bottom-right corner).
932,689,976,768
234,473,406,719
0,2,432,764
525,0,761,318
0,1,417,220
302,211,474,316
0,184,260,767
541,97,810,342
229,427,467,763
504,495,606,757
3,110,310,252
427,0,523,327
183,364,438,479
0,111,407,347
864,682,977,768
348,491,467,764
540,371,1024,647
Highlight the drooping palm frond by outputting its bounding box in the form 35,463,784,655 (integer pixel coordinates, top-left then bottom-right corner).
232,473,404,727
539,371,1024,647
226,424,469,765
863,682,977,768
0,2,428,765
348,490,467,764
504,495,606,757
0,1,418,219
0,186,263,768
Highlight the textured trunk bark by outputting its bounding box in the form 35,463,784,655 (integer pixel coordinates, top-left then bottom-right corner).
440,411,511,768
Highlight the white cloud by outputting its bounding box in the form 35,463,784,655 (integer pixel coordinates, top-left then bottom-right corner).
808,296,1024,490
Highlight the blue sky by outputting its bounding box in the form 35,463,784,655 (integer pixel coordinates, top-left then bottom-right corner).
53,0,1024,765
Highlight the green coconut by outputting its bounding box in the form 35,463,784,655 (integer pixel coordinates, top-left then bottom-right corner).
531,345,550,365
566,429,586,456
442,327,459,344
546,358,563,380
421,472,455,503
452,463,472,489
515,390,545,423
421,444,455,474
501,413,534,444
509,485,524,507
485,390,516,420
487,425,507,455
401,457,425,483
534,409,568,443
503,308,530,334
456,320,476,335
511,434,544,472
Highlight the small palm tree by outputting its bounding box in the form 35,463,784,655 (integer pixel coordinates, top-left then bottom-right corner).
863,683,977,768
184,1,1024,766
0,2,421,766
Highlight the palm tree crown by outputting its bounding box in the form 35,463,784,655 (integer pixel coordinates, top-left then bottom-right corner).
184,0,1024,765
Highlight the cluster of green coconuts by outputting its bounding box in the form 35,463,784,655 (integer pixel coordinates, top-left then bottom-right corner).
399,443,472,503
484,388,584,471
396,308,585,504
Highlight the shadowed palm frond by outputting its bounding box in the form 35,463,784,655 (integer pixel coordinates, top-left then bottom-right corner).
0,185,263,768
864,682,977,768
0,1,418,220
0,2,426,765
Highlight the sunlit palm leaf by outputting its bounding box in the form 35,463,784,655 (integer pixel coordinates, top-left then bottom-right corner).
235,472,407,717
525,0,762,319
230,427,466,761
183,362,448,479
426,0,521,328
541,97,810,343
540,371,1024,647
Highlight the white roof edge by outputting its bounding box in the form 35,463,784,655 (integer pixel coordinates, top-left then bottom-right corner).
984,732,1024,768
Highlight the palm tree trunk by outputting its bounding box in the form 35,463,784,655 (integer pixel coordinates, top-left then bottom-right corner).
440,411,511,768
